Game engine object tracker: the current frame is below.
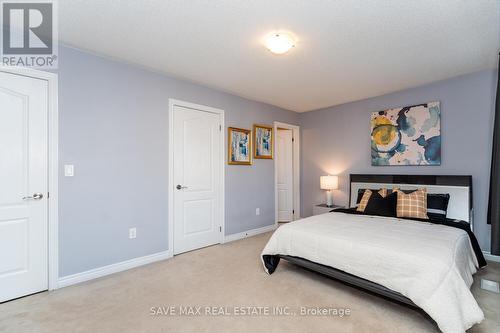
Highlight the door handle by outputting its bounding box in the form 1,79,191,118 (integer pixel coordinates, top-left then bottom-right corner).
22,193,43,200
176,185,188,190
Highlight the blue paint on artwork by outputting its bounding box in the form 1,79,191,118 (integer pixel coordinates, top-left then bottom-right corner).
396,108,416,137
424,136,441,164
414,135,441,164
371,140,395,165
395,143,406,153
421,105,440,132
415,134,427,146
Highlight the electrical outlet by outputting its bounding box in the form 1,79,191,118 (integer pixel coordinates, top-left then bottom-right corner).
129,227,137,239
64,164,74,177
256,208,260,216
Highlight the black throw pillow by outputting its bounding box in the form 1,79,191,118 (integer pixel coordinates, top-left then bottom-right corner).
356,188,388,204
427,193,450,221
364,191,397,217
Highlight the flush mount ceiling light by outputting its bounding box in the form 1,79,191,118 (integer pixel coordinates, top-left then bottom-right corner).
264,32,296,55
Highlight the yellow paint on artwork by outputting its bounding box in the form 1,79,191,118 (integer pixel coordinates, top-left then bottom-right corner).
372,125,397,145
371,115,392,128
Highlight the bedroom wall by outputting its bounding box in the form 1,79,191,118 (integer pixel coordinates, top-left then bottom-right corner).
299,69,497,250
57,46,299,277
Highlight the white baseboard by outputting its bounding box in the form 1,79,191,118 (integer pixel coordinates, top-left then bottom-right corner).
224,224,277,243
483,251,500,263
58,224,278,288
58,250,172,288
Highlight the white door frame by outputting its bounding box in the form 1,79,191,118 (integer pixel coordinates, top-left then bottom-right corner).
168,99,225,255
274,122,300,225
0,66,59,290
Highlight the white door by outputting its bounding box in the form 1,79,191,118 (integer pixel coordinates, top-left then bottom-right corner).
0,71,48,302
173,104,222,254
277,129,293,222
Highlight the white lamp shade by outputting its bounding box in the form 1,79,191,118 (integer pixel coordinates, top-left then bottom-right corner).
320,175,339,190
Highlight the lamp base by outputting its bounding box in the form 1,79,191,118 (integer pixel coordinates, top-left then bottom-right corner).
325,191,333,207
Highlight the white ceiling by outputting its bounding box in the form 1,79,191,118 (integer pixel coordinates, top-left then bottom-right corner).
59,0,500,112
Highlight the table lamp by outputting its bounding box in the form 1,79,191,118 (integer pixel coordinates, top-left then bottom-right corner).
320,175,339,207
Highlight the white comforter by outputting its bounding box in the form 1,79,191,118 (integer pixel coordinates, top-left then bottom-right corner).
261,212,484,333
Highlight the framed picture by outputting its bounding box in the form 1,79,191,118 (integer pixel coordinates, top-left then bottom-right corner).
253,125,273,159
228,127,252,165
371,101,441,166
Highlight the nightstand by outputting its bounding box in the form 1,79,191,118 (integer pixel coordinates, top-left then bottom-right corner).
312,204,344,216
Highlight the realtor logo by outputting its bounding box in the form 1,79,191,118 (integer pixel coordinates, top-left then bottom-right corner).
1,0,58,68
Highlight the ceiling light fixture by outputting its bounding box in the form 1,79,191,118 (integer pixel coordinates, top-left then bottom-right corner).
264,32,296,55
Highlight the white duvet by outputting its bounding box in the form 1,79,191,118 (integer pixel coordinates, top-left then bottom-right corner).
261,212,484,333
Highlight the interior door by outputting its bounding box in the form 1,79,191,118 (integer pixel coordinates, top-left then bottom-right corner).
173,104,222,254
0,71,48,302
277,129,294,222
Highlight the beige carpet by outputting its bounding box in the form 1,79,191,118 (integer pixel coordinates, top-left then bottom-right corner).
1,232,499,333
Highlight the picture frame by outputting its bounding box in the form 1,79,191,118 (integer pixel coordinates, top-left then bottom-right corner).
371,101,441,166
228,127,252,165
253,124,273,159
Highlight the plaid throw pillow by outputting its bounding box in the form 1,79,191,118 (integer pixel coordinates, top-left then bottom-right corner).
396,188,429,219
357,188,388,212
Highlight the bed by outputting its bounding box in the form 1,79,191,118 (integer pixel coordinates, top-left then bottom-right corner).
261,174,486,333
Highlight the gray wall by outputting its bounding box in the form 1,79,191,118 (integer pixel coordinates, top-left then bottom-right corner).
57,46,496,276
58,46,299,277
299,69,497,250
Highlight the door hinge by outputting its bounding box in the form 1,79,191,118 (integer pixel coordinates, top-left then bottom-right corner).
292,137,294,142
47,192,50,199
219,125,222,131
219,226,222,232
293,209,295,214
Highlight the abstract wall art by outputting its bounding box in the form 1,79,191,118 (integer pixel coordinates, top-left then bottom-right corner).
371,101,441,166
228,127,252,165
253,124,273,159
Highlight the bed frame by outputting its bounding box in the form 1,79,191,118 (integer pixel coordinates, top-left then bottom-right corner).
278,254,420,308
279,174,473,310
349,174,473,226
